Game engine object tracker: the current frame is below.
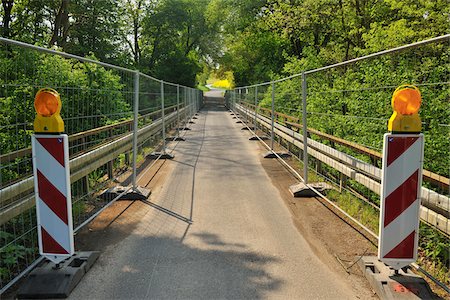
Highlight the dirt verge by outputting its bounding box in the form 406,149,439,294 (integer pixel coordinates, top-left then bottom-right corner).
255,140,379,299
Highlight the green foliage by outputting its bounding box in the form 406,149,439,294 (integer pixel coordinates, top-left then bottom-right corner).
0,47,130,183
65,0,123,63
326,189,379,233
419,224,450,284
0,231,37,283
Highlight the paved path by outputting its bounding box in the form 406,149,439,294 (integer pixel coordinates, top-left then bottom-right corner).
70,90,357,299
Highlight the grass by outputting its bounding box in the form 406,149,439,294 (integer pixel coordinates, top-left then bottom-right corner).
326,189,379,233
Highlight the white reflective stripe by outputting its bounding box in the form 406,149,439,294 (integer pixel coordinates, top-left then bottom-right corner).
384,138,422,196
38,198,71,253
35,139,67,197
380,200,420,257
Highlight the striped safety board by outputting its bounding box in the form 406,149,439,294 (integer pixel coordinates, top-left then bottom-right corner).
378,133,424,269
32,134,74,263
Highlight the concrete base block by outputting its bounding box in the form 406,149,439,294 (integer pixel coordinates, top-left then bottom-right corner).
232,117,237,119
189,121,195,124
177,127,191,131
99,186,151,201
263,151,291,159
249,135,270,141
289,182,332,197
358,256,436,300
166,136,185,141
147,152,175,160
193,116,198,119
241,126,255,131
235,121,243,124
17,251,100,299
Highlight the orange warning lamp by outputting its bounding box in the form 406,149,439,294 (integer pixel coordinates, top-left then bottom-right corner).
34,88,64,133
388,85,421,133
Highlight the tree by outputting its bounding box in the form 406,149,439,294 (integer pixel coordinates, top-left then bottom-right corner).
1,0,14,38
65,0,123,63
48,0,70,48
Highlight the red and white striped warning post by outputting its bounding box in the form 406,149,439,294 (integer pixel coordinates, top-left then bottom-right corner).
32,135,74,263
32,89,74,263
378,134,424,269
378,85,424,269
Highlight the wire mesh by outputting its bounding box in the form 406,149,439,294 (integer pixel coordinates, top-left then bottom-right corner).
230,36,449,286
304,40,449,237
0,41,137,289
0,39,198,291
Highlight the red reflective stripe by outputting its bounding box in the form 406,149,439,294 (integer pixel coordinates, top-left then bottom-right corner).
384,170,419,227
41,226,69,254
37,170,68,225
386,136,418,167
37,137,65,167
384,231,415,259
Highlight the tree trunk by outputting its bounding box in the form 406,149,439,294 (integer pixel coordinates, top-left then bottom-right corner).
49,0,70,47
133,17,140,64
2,0,14,38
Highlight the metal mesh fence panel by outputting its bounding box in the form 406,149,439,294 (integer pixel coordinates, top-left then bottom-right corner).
230,35,449,287
0,39,198,291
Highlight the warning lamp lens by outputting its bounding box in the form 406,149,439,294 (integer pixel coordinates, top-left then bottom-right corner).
392,88,421,115
35,90,59,117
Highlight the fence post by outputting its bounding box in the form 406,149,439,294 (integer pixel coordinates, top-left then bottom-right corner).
271,82,275,151
301,72,308,184
183,88,187,127
254,86,258,131
188,89,191,118
132,71,139,189
161,81,166,154
238,88,241,108
177,84,180,138
232,89,235,110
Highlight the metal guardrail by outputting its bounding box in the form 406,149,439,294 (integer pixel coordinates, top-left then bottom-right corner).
235,103,450,236
0,107,186,224
0,104,178,166
246,103,450,190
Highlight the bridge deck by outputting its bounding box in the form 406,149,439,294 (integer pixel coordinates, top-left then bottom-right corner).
70,90,360,299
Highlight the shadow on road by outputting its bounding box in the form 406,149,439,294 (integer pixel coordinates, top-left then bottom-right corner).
106,233,283,299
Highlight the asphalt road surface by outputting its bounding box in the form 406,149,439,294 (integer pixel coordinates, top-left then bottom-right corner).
70,89,359,299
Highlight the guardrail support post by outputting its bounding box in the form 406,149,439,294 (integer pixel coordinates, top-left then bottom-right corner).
302,72,309,184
